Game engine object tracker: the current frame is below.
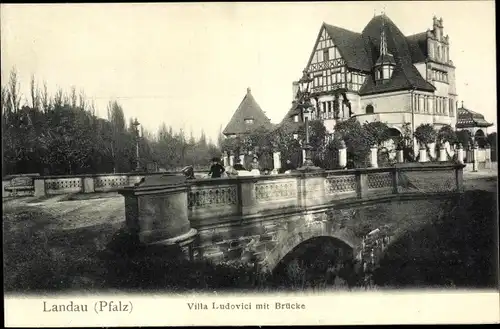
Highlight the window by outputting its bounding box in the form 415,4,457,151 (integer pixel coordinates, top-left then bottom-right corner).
437,45,441,60
317,50,323,62
245,118,254,124
383,67,390,79
293,115,299,123
323,49,329,62
366,104,374,114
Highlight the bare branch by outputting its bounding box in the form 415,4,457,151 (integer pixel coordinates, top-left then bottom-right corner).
78,89,87,110
41,81,50,112
8,68,21,112
30,74,40,110
70,86,77,108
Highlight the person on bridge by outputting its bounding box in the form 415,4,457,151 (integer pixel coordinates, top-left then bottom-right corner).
208,157,225,178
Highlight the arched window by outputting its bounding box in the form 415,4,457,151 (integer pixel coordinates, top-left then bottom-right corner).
366,104,374,114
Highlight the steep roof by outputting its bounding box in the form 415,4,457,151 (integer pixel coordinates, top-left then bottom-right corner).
456,105,493,128
358,14,436,95
323,24,372,71
406,32,428,63
320,15,435,95
223,88,273,135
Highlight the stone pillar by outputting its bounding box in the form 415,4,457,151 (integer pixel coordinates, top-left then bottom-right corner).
456,144,464,164
472,142,479,172
439,146,447,162
83,177,95,193
396,149,404,163
33,178,46,197
229,155,234,166
119,175,197,260
370,145,378,168
338,140,347,169
419,146,428,162
302,149,306,165
272,151,281,174
273,152,281,170
239,154,245,165
2,180,11,198
485,144,492,169
223,152,229,167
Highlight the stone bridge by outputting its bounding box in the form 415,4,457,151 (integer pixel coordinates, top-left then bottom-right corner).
119,163,465,274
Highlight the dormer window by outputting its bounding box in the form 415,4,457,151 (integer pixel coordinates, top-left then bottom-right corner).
244,118,254,125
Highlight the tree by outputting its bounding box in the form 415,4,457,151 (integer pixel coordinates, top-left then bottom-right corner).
363,121,391,148
414,124,437,147
334,118,371,168
456,130,473,148
437,125,458,147
297,119,327,154
1,69,221,175
30,74,40,111
8,68,21,113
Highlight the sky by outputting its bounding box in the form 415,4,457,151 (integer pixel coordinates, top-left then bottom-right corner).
1,1,497,142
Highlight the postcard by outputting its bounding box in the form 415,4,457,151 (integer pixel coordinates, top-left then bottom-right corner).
2,1,498,326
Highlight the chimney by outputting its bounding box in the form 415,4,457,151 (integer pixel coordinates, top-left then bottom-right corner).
247,87,251,94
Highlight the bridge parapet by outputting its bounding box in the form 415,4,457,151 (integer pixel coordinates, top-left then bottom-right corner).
185,163,464,224
117,163,464,265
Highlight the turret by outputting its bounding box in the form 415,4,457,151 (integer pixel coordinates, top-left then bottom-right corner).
374,16,396,83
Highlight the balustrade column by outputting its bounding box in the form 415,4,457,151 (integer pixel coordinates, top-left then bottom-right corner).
83,177,95,193
396,149,404,163
485,144,492,169
370,145,378,168
419,146,428,162
439,146,447,162
472,142,479,172
33,178,46,197
272,151,281,174
338,140,347,169
456,144,464,164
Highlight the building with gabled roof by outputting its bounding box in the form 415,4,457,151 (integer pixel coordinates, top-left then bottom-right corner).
281,13,459,139
223,87,274,137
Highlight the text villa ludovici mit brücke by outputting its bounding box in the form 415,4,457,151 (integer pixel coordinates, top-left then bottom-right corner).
188,301,306,310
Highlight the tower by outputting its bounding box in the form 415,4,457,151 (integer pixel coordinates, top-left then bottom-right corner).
374,15,396,83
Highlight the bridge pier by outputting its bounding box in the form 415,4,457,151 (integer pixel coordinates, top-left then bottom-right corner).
119,174,198,260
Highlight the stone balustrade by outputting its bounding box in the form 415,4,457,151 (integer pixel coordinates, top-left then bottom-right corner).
182,163,464,226
2,172,167,198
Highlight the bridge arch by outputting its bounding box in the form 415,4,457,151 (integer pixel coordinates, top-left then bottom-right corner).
260,218,359,273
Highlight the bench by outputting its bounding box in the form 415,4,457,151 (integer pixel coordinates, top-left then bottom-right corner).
4,176,35,196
